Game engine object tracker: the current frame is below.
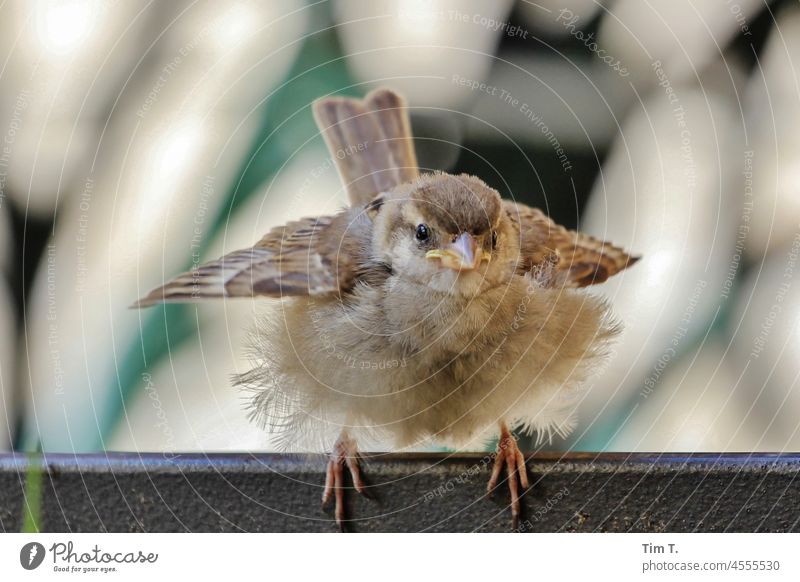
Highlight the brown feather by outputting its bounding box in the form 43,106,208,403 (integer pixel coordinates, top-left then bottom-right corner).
135,88,638,310
133,209,374,307
504,200,639,288
312,88,419,207
364,89,419,183
412,173,501,235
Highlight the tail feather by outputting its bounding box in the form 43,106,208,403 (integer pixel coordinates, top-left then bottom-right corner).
364,89,419,184
312,88,419,207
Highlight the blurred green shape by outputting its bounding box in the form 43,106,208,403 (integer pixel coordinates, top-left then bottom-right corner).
21,452,43,532
99,22,358,451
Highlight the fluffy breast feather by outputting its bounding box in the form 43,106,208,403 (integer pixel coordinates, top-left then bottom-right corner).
238,271,619,452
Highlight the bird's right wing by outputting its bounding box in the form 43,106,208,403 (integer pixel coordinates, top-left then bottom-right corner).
134,210,373,308
313,88,419,207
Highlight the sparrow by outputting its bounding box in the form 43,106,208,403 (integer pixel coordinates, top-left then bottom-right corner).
135,88,639,531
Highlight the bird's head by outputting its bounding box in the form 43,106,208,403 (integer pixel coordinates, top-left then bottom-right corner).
370,172,519,296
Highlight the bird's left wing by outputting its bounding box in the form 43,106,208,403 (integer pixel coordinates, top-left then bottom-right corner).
504,200,639,288
134,210,372,307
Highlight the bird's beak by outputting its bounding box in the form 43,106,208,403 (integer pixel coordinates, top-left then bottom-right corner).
426,232,487,271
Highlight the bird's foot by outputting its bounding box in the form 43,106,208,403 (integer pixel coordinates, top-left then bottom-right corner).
322,432,367,532
486,425,529,530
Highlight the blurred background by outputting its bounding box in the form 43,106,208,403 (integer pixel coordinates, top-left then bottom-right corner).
1,0,799,455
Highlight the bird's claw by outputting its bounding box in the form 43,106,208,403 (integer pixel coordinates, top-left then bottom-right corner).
486,428,529,530
322,433,367,531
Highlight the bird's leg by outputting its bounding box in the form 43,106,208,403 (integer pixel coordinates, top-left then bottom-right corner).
322,430,367,531
486,421,529,529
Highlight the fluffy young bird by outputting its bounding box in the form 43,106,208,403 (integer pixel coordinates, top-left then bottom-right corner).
135,88,639,530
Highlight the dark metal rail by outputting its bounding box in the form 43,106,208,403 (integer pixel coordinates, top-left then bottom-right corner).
1,453,798,532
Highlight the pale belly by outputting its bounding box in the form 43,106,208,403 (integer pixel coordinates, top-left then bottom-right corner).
243,275,616,450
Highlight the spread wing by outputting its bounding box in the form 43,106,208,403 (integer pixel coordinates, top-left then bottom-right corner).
504,201,639,288
133,210,374,308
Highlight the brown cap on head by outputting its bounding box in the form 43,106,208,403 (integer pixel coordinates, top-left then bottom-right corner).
411,173,502,235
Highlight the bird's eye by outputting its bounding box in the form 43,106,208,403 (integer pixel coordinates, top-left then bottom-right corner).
416,224,429,241
491,230,498,249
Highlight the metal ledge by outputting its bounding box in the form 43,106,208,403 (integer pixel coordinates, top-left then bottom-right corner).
1,453,798,532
